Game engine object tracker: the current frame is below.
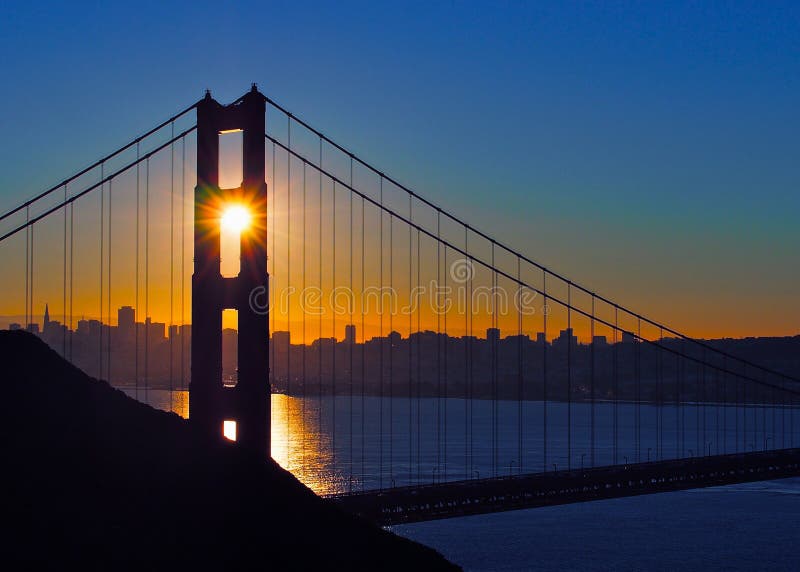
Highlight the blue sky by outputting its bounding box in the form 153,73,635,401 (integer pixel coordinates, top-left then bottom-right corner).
1,1,798,335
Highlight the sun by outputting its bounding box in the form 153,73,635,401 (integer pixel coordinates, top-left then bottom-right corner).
220,205,251,233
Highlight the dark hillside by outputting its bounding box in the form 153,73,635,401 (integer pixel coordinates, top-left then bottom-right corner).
0,331,457,570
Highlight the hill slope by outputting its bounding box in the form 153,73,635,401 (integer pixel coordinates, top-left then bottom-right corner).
1,331,457,570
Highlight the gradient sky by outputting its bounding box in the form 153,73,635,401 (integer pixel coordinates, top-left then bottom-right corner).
1,1,798,337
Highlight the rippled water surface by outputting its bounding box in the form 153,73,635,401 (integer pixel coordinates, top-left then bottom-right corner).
393,478,800,571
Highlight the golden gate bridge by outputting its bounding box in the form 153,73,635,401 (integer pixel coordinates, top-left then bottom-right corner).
1,85,798,525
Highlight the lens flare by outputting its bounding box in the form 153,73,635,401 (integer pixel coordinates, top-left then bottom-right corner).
220,205,251,233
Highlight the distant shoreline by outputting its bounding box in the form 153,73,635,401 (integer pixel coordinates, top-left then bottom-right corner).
114,383,790,408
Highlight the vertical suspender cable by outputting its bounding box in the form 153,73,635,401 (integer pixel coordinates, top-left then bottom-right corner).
302,162,307,477
99,162,104,379
763,372,768,450
492,244,498,476
714,358,722,455
406,195,415,484
63,185,67,357
722,356,727,454
778,378,782,449
407,194,412,485
543,271,548,471
696,361,701,456
443,239,449,481
30,223,34,337
701,351,706,455
180,136,186,392
636,318,641,461
25,206,29,329
567,283,572,470
675,346,681,461
747,364,752,451
468,231,474,476
735,360,740,452
361,194,366,489
679,344,686,457
389,211,393,485
771,376,775,450
349,158,354,490
680,342,686,456
517,257,523,473
613,306,619,464
145,157,150,403
436,214,441,479
743,364,747,451
108,179,112,384
752,366,757,450
379,175,384,489
416,226,421,483
169,122,175,407
758,372,767,449
464,228,469,478
590,295,596,467
787,382,791,448
271,142,276,394
287,123,292,468
779,376,784,449
135,143,140,398
318,142,324,484
658,327,663,459
755,372,761,450
70,201,74,362
332,179,336,471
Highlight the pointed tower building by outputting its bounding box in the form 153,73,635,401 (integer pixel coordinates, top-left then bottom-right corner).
43,304,50,334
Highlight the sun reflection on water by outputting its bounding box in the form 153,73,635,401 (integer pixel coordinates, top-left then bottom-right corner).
271,394,342,495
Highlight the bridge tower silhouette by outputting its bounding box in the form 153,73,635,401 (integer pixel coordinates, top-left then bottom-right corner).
190,85,270,457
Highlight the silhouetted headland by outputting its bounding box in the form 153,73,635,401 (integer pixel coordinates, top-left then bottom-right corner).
1,331,458,570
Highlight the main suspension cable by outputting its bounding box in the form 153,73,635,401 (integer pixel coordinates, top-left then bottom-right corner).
0,103,197,224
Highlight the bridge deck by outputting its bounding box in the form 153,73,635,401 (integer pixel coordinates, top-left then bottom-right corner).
330,448,800,526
